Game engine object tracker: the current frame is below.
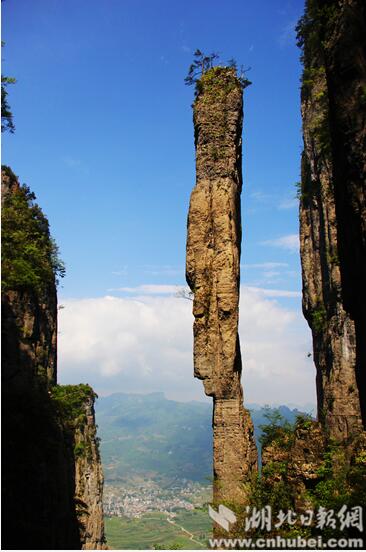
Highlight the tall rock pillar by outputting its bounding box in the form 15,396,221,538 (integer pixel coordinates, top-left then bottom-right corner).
186,67,257,506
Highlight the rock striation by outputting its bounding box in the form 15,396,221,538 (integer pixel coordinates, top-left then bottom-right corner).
186,67,257,506
51,384,106,550
318,0,366,430
74,393,106,549
297,0,365,441
257,1,366,525
1,167,106,550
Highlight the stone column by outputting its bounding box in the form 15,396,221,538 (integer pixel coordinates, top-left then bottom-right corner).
186,67,257,506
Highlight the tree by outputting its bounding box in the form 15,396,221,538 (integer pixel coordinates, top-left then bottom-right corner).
1,76,16,133
184,49,219,86
259,407,293,448
184,49,252,90
1,41,16,133
1,168,66,292
175,287,193,301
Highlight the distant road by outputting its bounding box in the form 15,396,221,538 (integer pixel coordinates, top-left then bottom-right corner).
166,514,204,547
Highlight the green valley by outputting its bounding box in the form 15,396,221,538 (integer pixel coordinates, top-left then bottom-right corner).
105,510,212,550
96,393,312,549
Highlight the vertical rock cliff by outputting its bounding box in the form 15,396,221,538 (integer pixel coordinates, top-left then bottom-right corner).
255,1,366,529
297,0,365,441
318,0,366,429
51,385,106,550
2,167,106,550
75,397,105,550
186,67,257,506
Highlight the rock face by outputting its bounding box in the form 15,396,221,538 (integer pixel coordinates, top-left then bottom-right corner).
1,168,105,550
298,0,365,440
261,421,325,512
259,0,366,521
2,169,57,393
74,394,105,550
319,0,366,429
186,67,257,505
51,384,106,550
2,288,80,549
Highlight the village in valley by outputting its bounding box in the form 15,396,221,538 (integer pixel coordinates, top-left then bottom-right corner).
103,479,211,519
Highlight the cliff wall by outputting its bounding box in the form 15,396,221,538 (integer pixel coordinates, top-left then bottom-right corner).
1,167,105,549
318,0,366,428
51,384,106,550
186,67,257,506
297,0,365,440
254,1,366,531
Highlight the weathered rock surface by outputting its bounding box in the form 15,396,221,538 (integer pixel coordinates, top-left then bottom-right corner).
74,395,106,550
262,421,325,512
1,168,105,549
2,288,80,549
259,1,366,519
2,170,57,389
319,0,366,429
186,67,257,505
298,0,364,440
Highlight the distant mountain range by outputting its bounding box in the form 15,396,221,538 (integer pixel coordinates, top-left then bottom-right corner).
96,392,314,484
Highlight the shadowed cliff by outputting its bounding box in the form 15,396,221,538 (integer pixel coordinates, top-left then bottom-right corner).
252,2,366,540
297,0,365,440
1,167,106,550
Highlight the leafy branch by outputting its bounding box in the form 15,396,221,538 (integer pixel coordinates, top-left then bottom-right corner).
184,49,252,90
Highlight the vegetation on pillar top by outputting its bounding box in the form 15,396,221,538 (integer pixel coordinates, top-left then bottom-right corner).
184,49,251,98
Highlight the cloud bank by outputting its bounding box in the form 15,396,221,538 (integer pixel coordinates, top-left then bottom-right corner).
262,233,300,252
58,287,315,406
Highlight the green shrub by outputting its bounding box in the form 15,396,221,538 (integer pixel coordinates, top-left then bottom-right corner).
295,412,313,430
2,168,65,293
50,384,97,427
259,408,294,449
74,442,86,457
312,303,327,333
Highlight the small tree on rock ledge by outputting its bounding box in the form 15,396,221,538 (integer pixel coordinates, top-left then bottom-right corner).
184,49,219,86
184,49,252,92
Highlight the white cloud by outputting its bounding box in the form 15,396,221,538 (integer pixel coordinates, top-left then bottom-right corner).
142,265,183,277
278,197,298,210
112,266,128,276
62,156,81,168
58,287,314,406
108,284,180,295
243,286,301,298
250,191,274,203
242,262,288,270
278,19,297,48
261,234,299,252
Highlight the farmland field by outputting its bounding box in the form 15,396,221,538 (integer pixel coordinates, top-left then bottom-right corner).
105,510,212,550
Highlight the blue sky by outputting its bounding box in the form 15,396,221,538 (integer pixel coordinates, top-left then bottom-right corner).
2,0,315,405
